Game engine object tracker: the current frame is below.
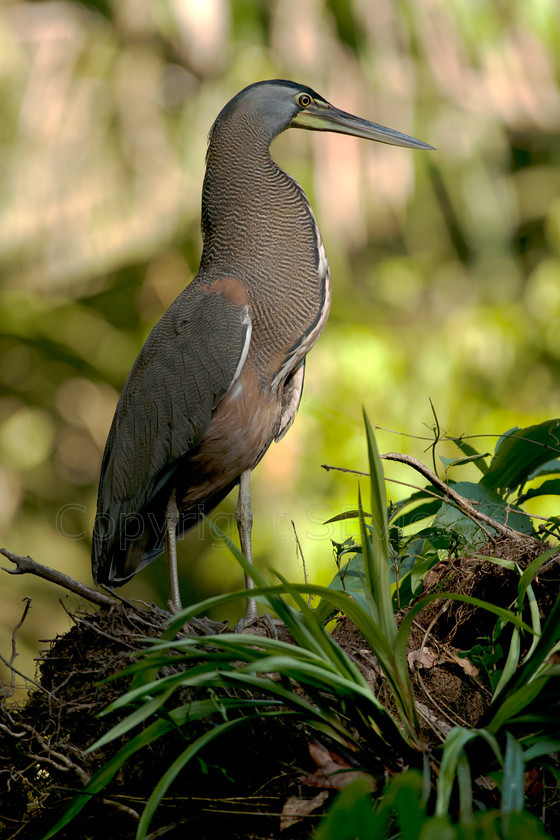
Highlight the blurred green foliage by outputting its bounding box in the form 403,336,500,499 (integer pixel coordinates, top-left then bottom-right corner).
1,0,560,692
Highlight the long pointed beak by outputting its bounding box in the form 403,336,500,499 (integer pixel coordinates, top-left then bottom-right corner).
291,101,434,151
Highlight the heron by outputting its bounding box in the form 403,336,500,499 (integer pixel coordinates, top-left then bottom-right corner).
92,80,432,624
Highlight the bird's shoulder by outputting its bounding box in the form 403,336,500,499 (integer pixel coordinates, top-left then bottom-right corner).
126,273,251,382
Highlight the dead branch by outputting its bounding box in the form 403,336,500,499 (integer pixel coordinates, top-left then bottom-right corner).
0,548,118,608
321,453,528,543
380,452,528,542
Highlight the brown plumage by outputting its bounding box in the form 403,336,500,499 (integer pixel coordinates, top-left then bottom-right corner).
92,80,432,617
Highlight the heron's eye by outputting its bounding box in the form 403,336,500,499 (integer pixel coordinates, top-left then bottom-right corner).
298,93,312,108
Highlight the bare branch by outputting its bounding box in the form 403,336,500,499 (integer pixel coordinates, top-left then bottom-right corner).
322,453,529,543
0,549,118,608
380,452,527,542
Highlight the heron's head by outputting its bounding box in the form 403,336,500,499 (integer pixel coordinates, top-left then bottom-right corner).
212,79,433,151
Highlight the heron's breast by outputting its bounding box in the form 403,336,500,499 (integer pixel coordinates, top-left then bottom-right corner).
178,363,280,511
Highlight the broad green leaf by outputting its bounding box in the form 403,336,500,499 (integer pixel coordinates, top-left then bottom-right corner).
482,419,560,495
392,498,445,529
313,777,381,839
527,458,560,480
434,481,534,539
439,453,491,470
518,478,560,504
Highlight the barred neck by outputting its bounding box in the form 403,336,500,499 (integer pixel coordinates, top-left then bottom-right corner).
199,113,317,278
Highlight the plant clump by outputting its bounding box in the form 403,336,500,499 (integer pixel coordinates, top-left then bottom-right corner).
1,418,559,840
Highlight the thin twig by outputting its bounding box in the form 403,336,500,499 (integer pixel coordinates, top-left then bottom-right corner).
321,464,368,477
3,598,32,698
0,722,27,737
0,549,118,608
373,425,560,457
428,397,442,475
0,652,56,699
100,798,140,820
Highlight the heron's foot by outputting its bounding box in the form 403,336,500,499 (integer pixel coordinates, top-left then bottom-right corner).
167,597,183,615
235,612,280,639
188,615,229,635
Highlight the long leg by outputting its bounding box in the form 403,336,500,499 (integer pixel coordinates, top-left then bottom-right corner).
236,468,258,623
165,492,182,614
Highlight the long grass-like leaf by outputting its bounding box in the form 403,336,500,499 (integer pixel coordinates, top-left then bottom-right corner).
493,622,522,700
487,670,560,733
517,547,557,605
456,754,473,825
502,732,524,815
363,410,398,646
42,704,194,838
484,595,560,728
136,716,248,838
436,727,502,817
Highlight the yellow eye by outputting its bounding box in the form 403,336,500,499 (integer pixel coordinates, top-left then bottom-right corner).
298,93,312,108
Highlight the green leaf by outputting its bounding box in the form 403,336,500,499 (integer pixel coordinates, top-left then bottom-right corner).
490,552,553,702
500,811,552,839
439,453,491,470
392,497,443,529
387,771,429,840
456,755,473,825
518,478,560,504
450,438,490,475
136,717,245,838
362,410,397,645
502,732,524,815
485,593,560,728
313,777,381,839
523,739,560,761
325,553,373,614
434,481,534,539
436,728,502,817
418,816,457,840
482,419,560,495
324,508,369,523
527,459,560,480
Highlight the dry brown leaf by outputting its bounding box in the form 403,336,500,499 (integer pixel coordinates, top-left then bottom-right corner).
422,561,449,591
450,653,479,677
475,774,496,790
407,646,438,670
299,741,377,792
280,791,329,831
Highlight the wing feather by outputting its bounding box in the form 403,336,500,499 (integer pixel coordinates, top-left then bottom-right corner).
92,279,251,583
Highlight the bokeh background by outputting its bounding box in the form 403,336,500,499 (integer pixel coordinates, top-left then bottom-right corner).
1,0,560,693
